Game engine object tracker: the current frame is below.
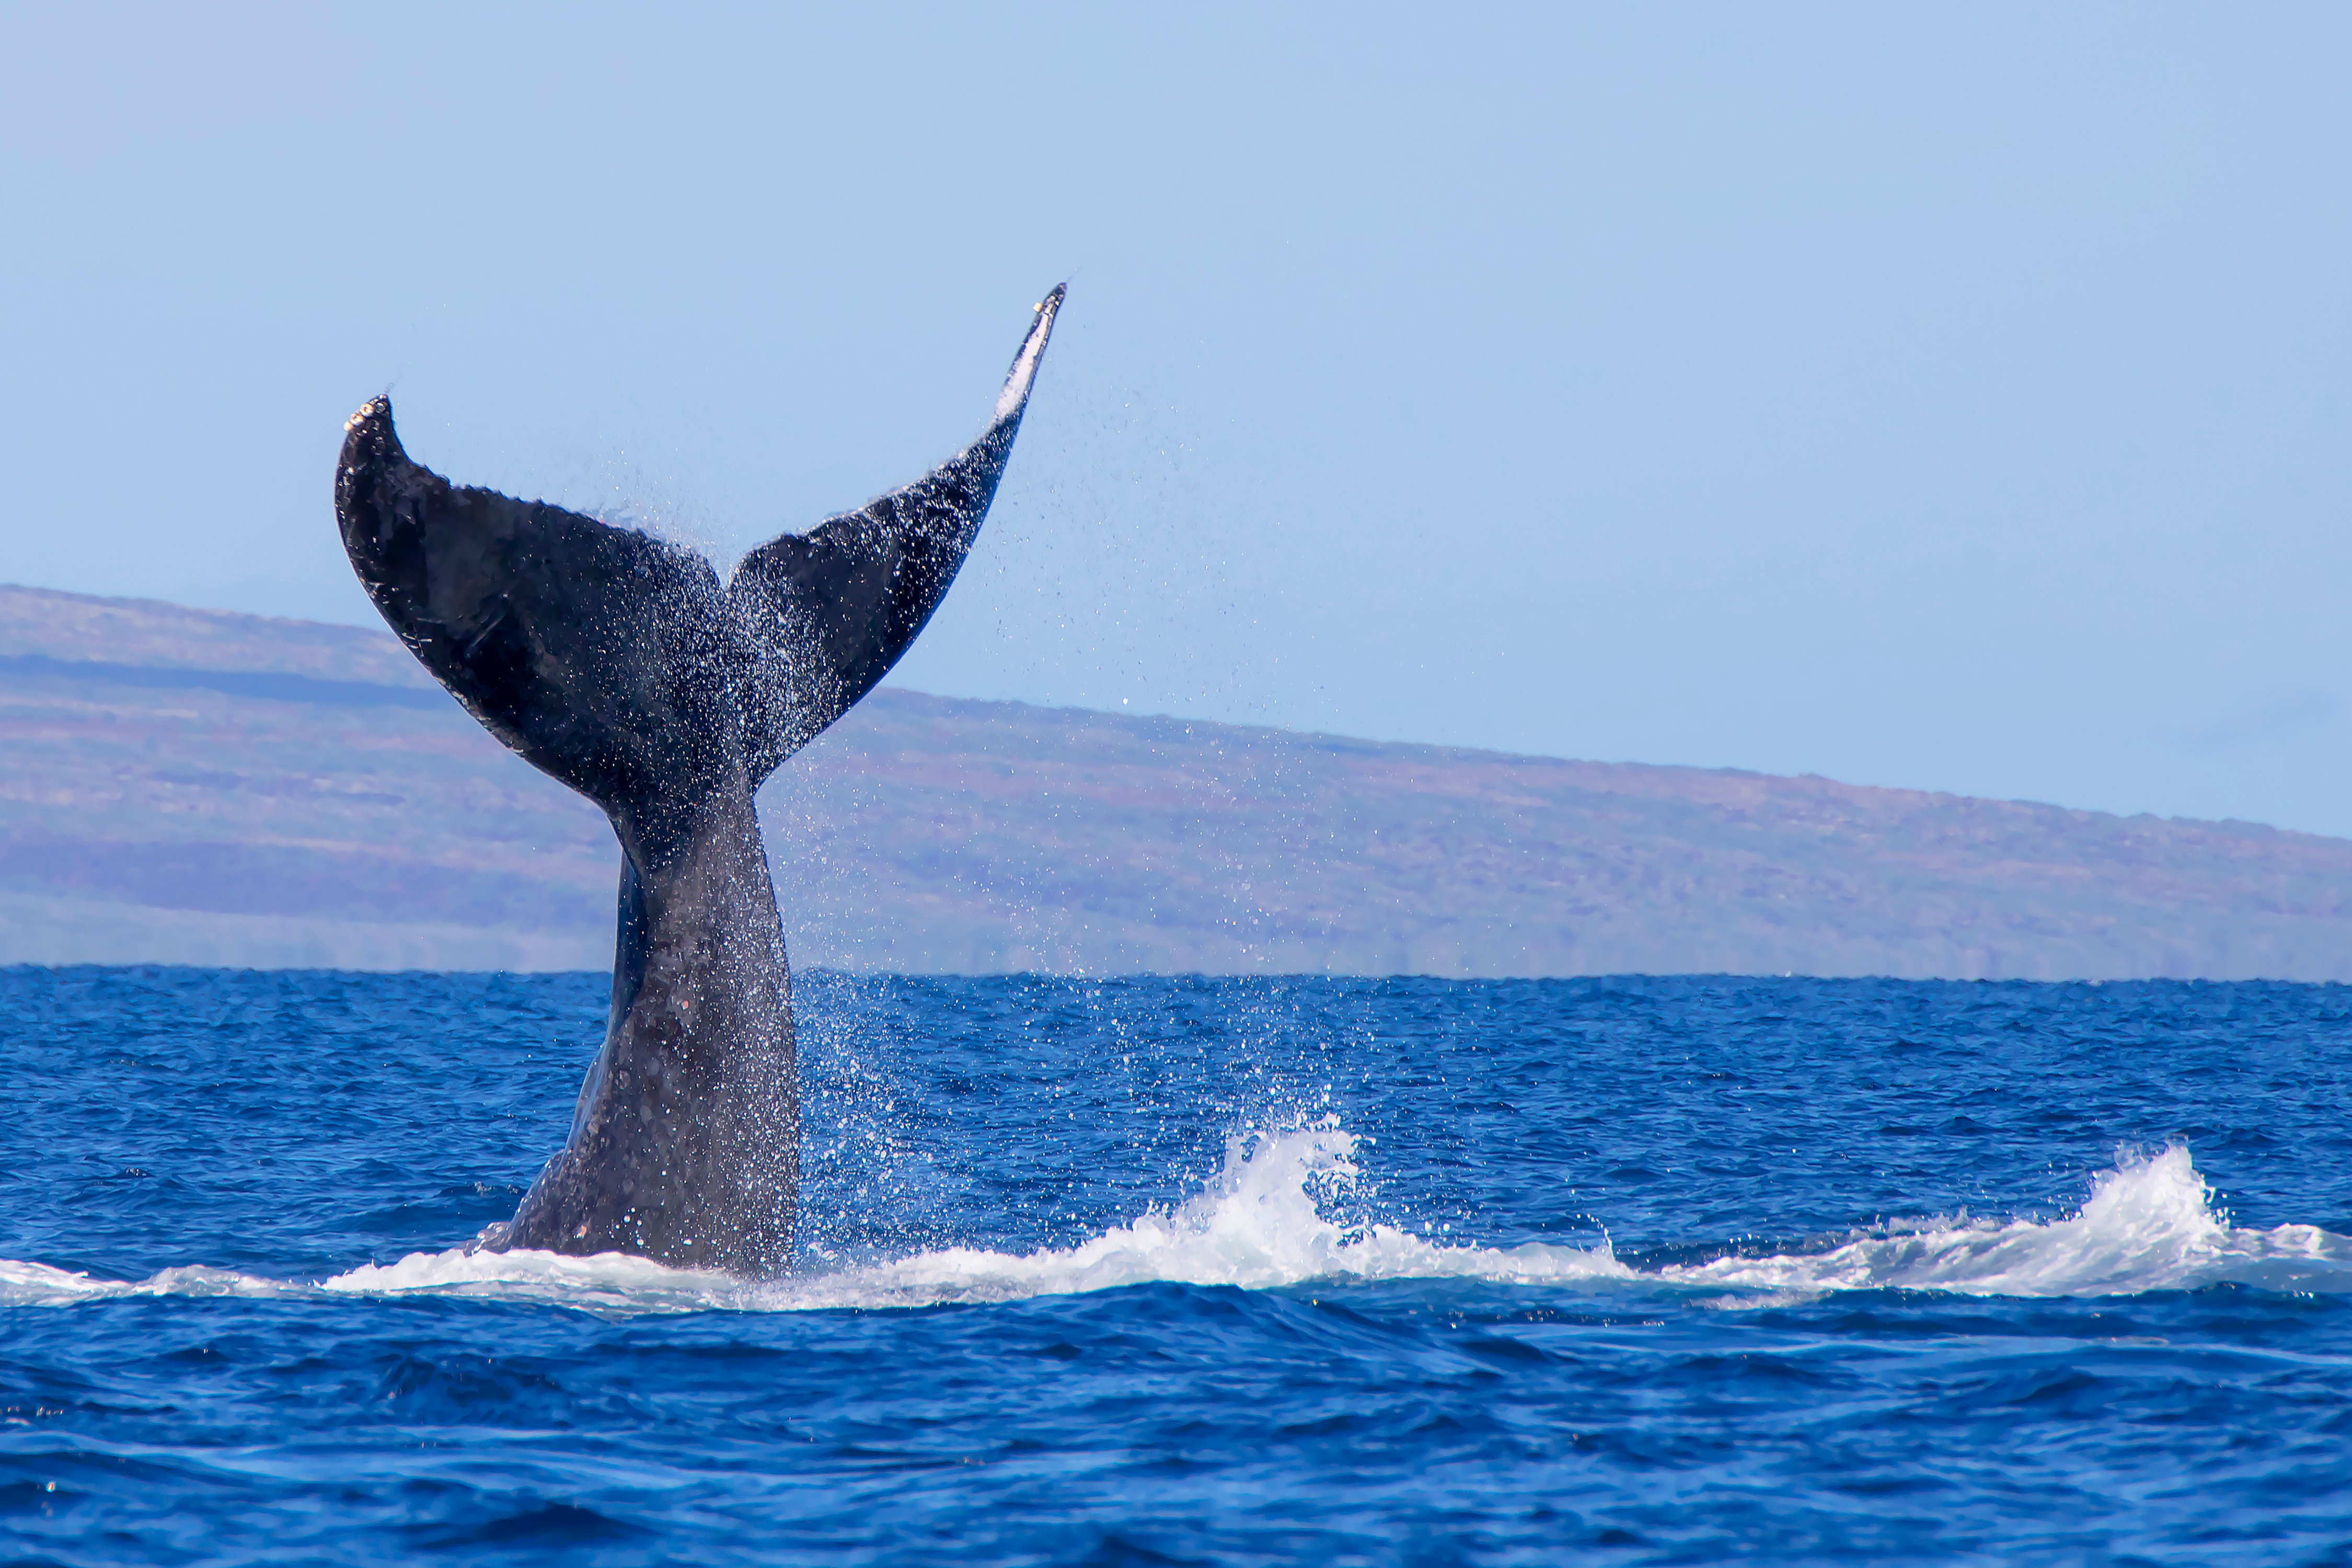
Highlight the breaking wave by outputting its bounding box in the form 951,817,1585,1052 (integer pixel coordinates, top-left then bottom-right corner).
6,1130,2347,1313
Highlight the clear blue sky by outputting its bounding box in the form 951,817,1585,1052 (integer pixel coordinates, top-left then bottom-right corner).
4,5,2348,833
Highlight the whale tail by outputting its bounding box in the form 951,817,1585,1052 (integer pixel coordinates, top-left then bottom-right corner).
332,287,1062,1274
333,284,1064,837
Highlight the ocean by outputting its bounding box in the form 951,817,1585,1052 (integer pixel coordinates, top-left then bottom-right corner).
4,966,2350,1564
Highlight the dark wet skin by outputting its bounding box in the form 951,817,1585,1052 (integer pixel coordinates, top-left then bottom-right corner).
332,287,1064,1274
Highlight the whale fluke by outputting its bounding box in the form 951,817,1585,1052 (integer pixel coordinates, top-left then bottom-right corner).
334,286,1064,1273
734,284,1065,778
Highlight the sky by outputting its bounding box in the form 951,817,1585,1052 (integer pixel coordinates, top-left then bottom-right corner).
3,5,2349,833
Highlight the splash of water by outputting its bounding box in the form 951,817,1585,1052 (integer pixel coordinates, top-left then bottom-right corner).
1662,1143,2351,1302
5,1133,2347,1313
761,1122,1628,1310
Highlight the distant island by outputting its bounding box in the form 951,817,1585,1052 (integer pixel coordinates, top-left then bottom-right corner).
4,582,2348,979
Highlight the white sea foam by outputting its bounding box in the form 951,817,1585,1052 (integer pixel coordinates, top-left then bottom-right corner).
322,1243,746,1312
1661,1143,2352,1302
757,1124,1630,1311
0,1259,311,1307
5,1133,2347,1314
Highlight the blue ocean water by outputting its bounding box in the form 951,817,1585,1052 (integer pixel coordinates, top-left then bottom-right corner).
4,968,2351,1564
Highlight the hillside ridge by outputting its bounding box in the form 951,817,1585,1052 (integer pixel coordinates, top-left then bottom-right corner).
3,583,2346,978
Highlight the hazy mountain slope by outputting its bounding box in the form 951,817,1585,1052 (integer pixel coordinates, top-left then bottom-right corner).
4,583,2348,978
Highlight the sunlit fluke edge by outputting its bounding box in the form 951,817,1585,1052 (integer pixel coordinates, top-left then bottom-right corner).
991,283,1065,422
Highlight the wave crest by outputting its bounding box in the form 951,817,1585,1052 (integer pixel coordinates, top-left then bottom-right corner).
1665,1144,2352,1302
5,1133,2346,1313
